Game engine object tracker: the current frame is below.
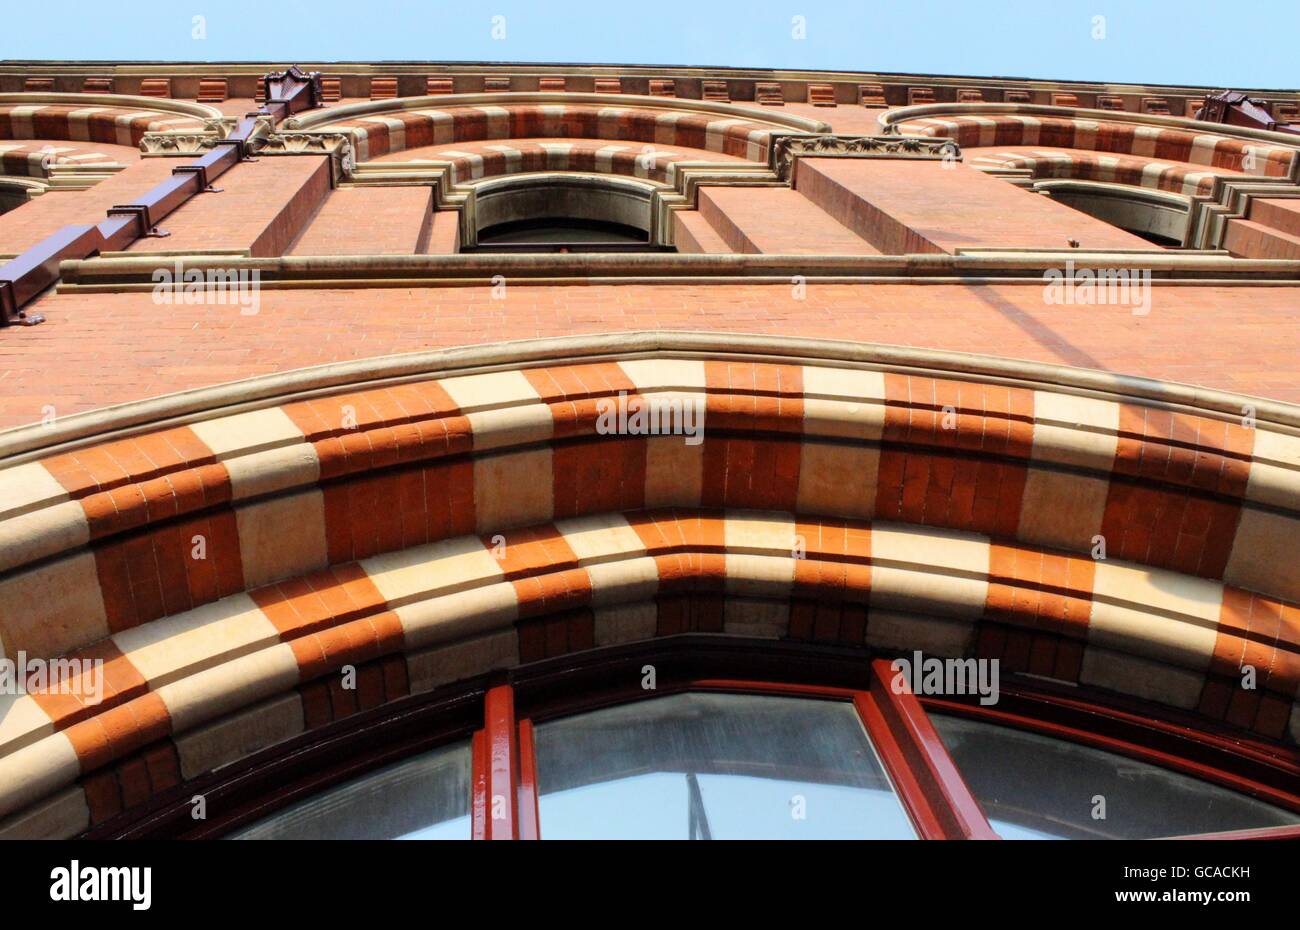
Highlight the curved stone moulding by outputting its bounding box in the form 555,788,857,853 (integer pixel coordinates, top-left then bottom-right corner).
884,109,1300,181
296,97,814,163
968,150,1227,197
1,333,1299,836
0,95,218,148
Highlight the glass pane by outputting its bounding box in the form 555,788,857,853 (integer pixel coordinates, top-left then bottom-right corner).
931,714,1300,839
534,692,916,839
228,740,471,840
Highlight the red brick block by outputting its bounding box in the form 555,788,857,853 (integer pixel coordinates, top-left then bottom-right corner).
369,76,398,100
755,82,784,105
138,78,171,98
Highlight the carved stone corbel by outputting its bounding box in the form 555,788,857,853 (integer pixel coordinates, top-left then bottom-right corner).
769,133,961,181
253,130,356,181
139,132,222,156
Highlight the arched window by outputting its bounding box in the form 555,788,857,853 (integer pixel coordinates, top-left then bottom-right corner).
110,643,1300,841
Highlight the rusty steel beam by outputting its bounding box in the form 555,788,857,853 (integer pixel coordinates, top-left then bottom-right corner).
0,72,320,327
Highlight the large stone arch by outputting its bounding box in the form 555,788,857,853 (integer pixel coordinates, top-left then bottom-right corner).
883,103,1300,179
0,93,220,148
292,92,829,163
1,332,1298,837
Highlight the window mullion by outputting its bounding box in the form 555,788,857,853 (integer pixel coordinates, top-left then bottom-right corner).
517,719,542,840
863,658,999,840
471,682,521,839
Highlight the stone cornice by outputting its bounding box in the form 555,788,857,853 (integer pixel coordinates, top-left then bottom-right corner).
3,60,1298,100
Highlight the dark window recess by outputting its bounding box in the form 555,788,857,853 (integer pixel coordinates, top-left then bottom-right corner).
465,217,673,253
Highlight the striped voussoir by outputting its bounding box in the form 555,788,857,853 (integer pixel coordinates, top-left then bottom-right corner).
2,353,1300,836
901,115,1298,178
966,149,1236,196
318,103,776,163
0,104,206,148
376,138,750,186
0,141,131,177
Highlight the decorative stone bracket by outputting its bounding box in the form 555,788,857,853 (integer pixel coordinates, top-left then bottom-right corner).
768,133,961,181
253,130,356,183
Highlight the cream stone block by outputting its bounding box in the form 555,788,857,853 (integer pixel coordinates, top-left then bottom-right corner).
724,510,797,553
865,609,975,657
644,434,703,507
1080,647,1204,710
594,603,658,646
235,490,328,589
66,107,107,142
173,693,305,780
0,785,88,840
155,642,300,734
869,564,989,621
0,462,70,521
0,732,80,821
1090,561,1221,668
725,554,796,599
722,596,788,639
395,583,519,650
363,535,504,607
871,523,990,576
555,512,645,563
797,441,878,519
1224,507,1300,603
0,693,55,756
1016,466,1109,552
439,369,540,413
584,556,660,607
704,118,745,153
190,407,305,459
474,448,553,532
0,500,90,574
221,443,320,501
1245,430,1300,508
1030,391,1120,470
802,367,886,411
800,397,887,440
463,403,554,450
0,552,108,660
406,630,519,693
112,593,280,688
616,358,707,392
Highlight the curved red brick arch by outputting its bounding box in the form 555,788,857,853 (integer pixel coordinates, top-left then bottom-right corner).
898,114,1298,178
2,339,1298,836
371,138,751,185
0,103,208,148
311,102,783,162
965,149,1234,197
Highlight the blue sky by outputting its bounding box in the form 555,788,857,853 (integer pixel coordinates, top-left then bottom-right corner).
3,0,1296,90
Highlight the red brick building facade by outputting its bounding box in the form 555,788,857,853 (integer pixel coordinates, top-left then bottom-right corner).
1,62,1298,840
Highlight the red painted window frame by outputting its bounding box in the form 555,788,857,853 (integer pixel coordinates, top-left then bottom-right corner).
473,658,998,839
466,659,1300,840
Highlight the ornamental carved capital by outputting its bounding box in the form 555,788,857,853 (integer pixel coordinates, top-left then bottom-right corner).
770,133,961,181
138,131,222,156
255,130,356,176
